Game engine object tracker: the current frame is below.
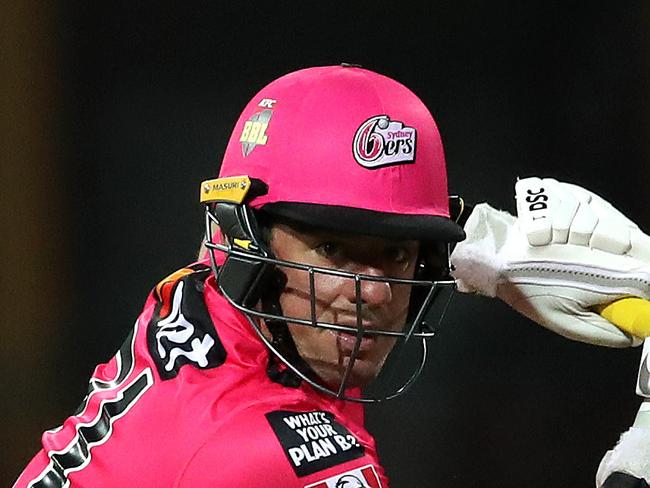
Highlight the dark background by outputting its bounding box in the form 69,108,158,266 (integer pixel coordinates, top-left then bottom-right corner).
3,2,649,486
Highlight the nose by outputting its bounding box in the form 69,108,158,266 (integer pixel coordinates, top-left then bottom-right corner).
354,266,392,307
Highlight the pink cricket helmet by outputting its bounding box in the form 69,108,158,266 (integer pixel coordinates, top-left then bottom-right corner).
218,64,464,242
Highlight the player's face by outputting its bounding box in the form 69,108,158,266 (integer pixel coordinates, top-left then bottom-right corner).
269,223,420,389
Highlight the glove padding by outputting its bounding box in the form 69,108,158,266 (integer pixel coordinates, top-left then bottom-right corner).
450,177,650,347
601,472,650,488
596,423,650,487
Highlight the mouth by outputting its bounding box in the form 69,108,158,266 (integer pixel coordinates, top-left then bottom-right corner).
334,330,378,355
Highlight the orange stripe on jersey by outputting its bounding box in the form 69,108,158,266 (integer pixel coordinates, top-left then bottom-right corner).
155,268,195,318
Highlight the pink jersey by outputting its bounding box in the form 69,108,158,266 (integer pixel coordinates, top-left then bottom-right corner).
14,263,388,488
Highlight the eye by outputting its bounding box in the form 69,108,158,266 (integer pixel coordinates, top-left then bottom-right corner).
385,246,411,264
314,242,342,259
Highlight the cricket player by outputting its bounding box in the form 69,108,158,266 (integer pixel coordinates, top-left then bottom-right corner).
13,65,650,487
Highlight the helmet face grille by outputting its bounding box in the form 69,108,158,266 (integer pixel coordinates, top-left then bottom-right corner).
203,205,456,403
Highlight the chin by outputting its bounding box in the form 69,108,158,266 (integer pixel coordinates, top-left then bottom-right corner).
304,349,388,391
324,357,382,390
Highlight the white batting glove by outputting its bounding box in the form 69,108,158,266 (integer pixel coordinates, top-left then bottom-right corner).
450,177,650,347
596,339,650,487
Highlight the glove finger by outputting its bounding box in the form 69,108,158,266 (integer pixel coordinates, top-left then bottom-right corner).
543,178,579,244
555,182,600,246
559,181,650,261
515,177,554,246
562,182,639,228
568,198,599,246
590,206,632,254
630,229,650,262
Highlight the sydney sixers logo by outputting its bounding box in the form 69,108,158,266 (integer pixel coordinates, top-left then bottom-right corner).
352,115,416,169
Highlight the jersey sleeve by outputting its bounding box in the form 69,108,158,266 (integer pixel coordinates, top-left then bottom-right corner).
13,294,159,488
13,263,219,488
176,405,389,488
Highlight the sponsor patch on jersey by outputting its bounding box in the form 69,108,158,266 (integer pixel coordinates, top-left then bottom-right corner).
147,265,226,380
266,410,365,477
352,115,416,169
304,464,383,488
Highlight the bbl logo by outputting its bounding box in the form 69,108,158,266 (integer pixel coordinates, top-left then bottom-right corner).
239,98,277,157
352,115,416,169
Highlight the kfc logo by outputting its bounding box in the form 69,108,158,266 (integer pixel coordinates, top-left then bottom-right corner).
304,465,382,488
352,115,416,169
258,98,277,108
334,475,366,488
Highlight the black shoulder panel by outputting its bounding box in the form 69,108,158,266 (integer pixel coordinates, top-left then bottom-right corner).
146,264,227,380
